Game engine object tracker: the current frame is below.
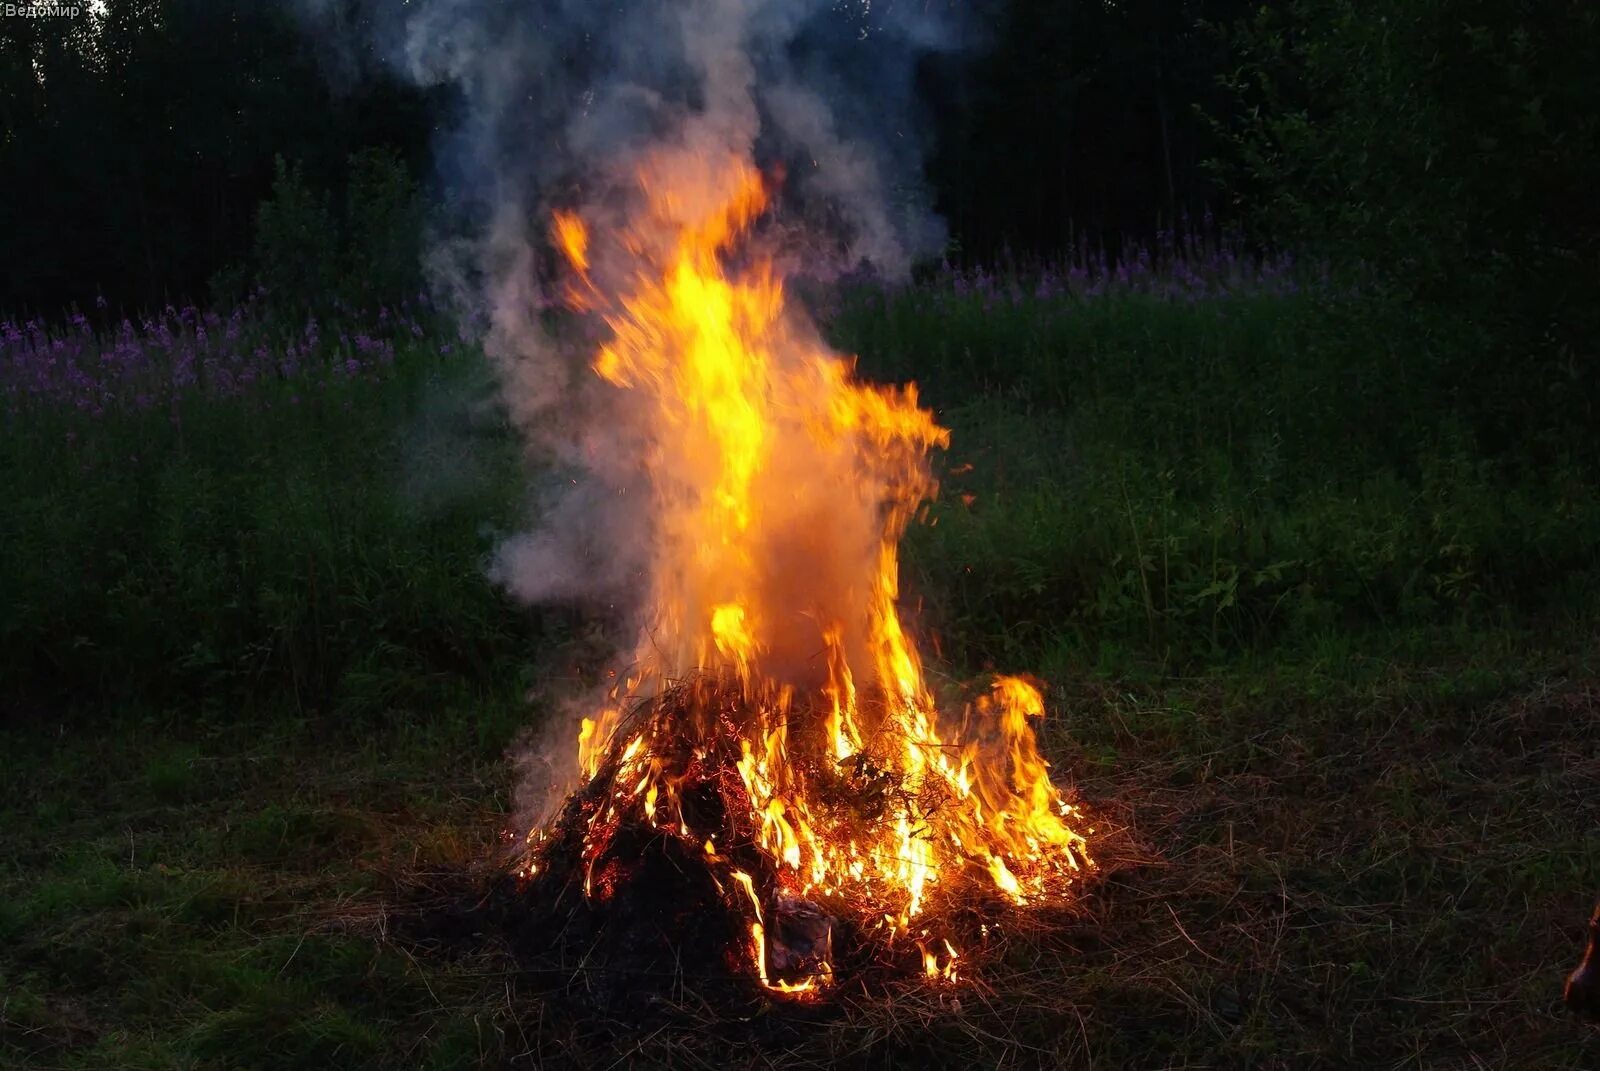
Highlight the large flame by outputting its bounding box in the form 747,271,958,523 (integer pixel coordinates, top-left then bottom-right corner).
529,153,1091,993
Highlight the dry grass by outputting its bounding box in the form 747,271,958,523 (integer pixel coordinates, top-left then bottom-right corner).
5,645,1600,1069
429,677,1600,1066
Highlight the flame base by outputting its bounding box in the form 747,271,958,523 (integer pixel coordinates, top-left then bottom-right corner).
509,672,1093,997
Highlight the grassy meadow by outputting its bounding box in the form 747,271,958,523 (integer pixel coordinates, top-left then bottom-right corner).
4,269,1599,1068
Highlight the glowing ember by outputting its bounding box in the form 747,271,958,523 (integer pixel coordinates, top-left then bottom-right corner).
514,151,1092,995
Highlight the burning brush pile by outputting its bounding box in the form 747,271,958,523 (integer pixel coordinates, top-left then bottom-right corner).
500,152,1094,999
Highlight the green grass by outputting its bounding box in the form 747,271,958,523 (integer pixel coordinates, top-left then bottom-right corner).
0,702,518,1070
4,285,1600,1066
4,638,1598,1067
832,286,1600,672
0,331,539,715
8,286,1598,703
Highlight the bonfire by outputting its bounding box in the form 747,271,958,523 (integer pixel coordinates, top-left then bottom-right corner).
506,151,1093,997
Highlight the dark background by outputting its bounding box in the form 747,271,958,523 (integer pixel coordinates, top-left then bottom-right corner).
3,0,1597,392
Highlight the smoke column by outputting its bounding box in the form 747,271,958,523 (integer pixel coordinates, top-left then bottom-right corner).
355,0,965,818
389,0,956,600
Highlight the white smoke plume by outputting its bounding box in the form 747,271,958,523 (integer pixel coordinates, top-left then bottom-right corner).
285,0,967,823
383,0,962,613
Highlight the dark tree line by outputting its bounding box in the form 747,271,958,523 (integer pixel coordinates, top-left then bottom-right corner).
1218,0,1600,449
925,0,1255,262
1,0,1269,313
3,0,1597,369
1,0,433,314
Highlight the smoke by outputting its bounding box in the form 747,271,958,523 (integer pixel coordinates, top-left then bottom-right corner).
294,0,966,819
378,0,964,610
292,2,960,810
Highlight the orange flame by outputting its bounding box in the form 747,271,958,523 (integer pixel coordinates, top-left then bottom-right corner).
541,152,1091,993
551,210,590,273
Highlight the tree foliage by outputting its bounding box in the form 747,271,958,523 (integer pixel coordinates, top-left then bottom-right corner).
3,0,1596,395
1215,0,1600,450
926,0,1255,262
0,0,433,314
